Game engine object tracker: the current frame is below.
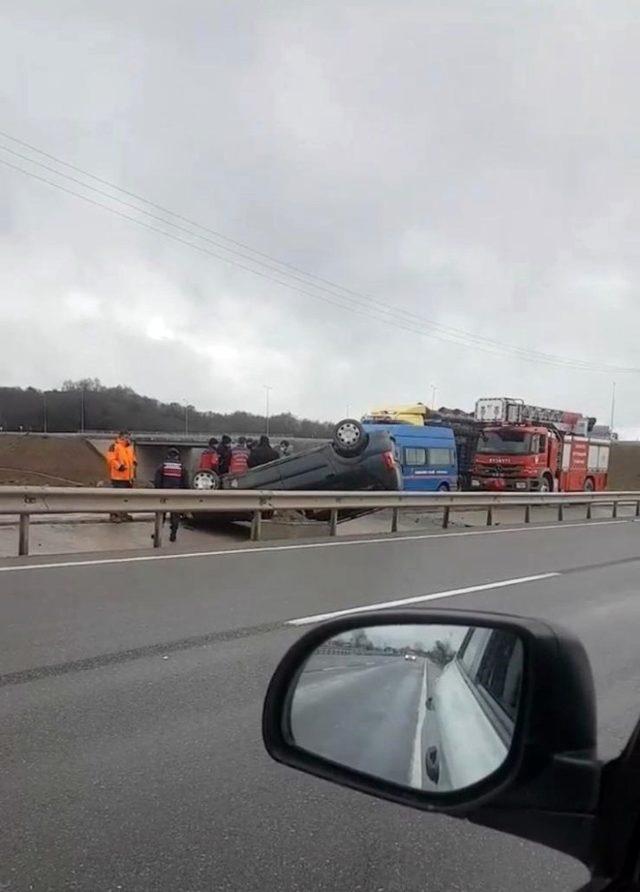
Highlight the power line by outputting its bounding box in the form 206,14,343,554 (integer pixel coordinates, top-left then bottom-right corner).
0,135,627,371
0,131,615,367
2,128,478,335
1,136,638,374
0,155,483,345
2,151,635,373
0,139,576,367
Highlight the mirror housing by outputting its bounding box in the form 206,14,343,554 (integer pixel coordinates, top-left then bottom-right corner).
263,609,601,866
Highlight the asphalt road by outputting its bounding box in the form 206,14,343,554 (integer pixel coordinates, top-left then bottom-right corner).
292,656,424,787
2,517,640,890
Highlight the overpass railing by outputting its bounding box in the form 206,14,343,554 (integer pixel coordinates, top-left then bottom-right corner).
1,487,639,555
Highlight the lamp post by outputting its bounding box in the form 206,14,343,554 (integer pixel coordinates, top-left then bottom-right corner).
430,384,437,410
263,385,273,435
610,381,616,434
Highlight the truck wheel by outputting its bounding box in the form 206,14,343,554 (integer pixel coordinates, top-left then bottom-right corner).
538,476,552,492
333,418,367,457
584,478,595,492
192,470,220,490
437,482,450,492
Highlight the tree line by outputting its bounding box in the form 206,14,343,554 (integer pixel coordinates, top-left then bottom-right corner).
0,380,335,438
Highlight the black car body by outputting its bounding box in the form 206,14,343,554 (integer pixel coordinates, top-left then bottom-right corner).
222,430,400,493
189,422,401,522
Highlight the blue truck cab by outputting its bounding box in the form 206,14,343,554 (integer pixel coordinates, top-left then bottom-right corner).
362,422,458,491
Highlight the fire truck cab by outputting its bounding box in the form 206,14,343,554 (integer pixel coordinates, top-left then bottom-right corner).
471,397,610,493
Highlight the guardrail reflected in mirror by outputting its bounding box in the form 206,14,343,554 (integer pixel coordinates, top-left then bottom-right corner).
289,623,524,792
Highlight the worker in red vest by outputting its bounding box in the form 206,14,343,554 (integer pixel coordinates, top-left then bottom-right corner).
228,436,251,476
153,448,190,542
199,437,220,472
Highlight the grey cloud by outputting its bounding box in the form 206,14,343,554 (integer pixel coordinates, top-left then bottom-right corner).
1,0,639,428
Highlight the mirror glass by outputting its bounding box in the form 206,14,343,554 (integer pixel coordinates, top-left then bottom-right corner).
289,623,523,793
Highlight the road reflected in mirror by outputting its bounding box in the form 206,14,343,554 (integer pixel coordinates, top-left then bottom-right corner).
290,623,523,792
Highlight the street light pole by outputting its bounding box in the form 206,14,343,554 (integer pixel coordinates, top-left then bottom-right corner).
610,381,616,434
184,401,189,435
263,385,273,436
80,388,85,433
430,384,437,410
43,392,48,433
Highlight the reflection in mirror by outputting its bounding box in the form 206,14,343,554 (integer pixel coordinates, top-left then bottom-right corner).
290,624,523,793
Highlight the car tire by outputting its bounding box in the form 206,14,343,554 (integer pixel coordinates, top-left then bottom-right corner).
192,470,220,490
425,746,440,784
437,482,450,492
332,418,367,457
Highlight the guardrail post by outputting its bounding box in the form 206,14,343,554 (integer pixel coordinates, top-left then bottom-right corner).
443,506,450,529
613,501,618,519
329,508,338,537
391,508,399,533
153,512,163,548
586,502,592,520
524,505,530,524
486,507,493,526
558,503,564,522
636,500,640,518
251,510,262,542
18,514,30,556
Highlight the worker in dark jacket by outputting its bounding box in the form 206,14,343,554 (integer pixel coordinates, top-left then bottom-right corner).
217,435,233,475
247,435,279,468
153,448,190,542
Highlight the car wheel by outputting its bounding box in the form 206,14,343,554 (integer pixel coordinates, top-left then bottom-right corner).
333,418,367,456
437,482,450,492
192,470,220,490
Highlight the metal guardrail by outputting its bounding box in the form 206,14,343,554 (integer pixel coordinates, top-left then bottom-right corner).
1,487,639,556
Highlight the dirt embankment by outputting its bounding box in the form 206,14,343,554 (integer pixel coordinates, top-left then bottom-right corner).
0,433,637,490
608,441,640,491
0,435,107,486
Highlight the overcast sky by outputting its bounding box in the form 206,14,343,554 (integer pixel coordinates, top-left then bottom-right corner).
2,1,639,434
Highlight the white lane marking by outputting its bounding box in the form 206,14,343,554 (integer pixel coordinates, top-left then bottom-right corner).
0,518,625,574
287,573,559,626
410,660,428,789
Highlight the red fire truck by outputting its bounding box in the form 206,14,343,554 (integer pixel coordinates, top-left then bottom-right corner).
470,398,610,492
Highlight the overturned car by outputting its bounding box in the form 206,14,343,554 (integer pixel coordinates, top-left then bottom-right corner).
191,420,401,496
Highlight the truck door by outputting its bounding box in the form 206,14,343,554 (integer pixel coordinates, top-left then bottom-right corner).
427,445,457,490
402,445,431,491
402,444,455,491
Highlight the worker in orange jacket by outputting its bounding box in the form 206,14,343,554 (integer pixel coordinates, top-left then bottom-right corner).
106,431,137,521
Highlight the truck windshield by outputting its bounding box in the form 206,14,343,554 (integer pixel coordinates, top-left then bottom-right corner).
477,429,533,455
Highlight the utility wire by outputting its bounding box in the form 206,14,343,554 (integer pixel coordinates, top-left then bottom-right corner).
2,151,634,373
1,137,638,374
1,128,482,338
0,155,495,349
0,131,615,366
0,135,626,370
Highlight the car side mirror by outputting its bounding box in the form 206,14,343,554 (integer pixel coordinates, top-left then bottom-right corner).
263,609,601,868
